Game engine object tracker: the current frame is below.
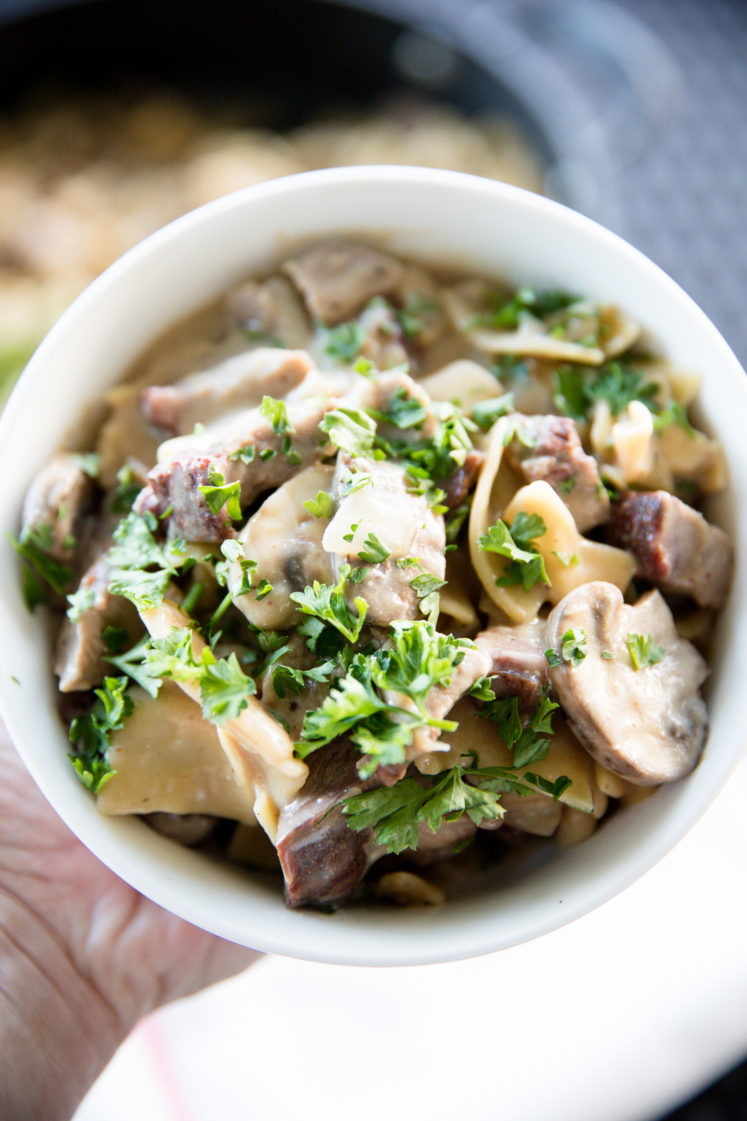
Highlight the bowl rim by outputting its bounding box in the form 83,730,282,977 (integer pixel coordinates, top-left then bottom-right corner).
1,165,745,966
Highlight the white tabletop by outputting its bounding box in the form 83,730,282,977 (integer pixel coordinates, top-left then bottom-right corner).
75,756,747,1121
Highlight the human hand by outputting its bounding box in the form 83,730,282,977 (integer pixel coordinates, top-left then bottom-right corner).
0,721,258,1121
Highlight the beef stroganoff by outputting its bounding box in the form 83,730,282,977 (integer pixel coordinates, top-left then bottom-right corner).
15,241,733,909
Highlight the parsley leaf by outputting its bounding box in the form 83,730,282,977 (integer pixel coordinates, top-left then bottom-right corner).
198,466,242,521
478,512,550,592
472,393,515,431
370,386,428,430
546,628,588,668
357,532,390,565
290,566,368,644
410,572,446,625
652,400,695,436
229,443,256,465
140,627,257,724
259,395,293,435
626,633,666,670
10,525,73,609
396,296,441,339
68,676,133,793
319,406,377,456
108,463,142,514
66,585,96,622
480,286,578,331
324,321,365,362
480,688,559,768
304,490,333,519
107,511,191,610
341,743,570,855
554,361,659,422
298,622,467,776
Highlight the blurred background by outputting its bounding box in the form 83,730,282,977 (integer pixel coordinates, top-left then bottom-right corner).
0,0,744,1117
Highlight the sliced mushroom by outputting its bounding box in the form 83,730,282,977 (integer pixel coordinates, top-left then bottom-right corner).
545,581,709,785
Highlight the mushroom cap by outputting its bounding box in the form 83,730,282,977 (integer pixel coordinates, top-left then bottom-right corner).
546,581,709,785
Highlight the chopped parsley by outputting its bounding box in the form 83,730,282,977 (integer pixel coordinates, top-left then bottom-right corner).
652,400,695,436
140,627,257,724
341,748,569,855
10,525,73,610
410,572,446,624
229,444,256,465
472,393,515,431
370,386,428,430
108,464,141,514
198,467,242,521
357,532,390,565
304,490,333,519
396,296,441,339
626,633,666,670
546,628,588,668
319,406,377,456
66,585,96,622
71,451,100,478
259,395,293,436
554,361,659,421
107,511,192,610
68,676,132,793
297,621,467,776
290,566,368,644
478,511,550,592
478,286,579,331
324,320,365,362
479,689,559,768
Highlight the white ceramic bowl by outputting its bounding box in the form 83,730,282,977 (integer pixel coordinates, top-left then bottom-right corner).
0,167,744,966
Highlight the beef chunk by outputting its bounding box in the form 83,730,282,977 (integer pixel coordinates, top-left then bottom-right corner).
442,450,484,510
283,241,404,325
505,414,609,532
276,744,374,909
140,348,313,435
605,490,733,609
475,621,549,707
136,397,336,543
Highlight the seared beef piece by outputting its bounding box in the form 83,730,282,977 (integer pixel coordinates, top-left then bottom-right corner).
325,452,445,624
140,348,313,435
283,241,405,326
22,453,94,563
505,414,609,532
605,490,733,609
276,743,376,909
136,397,336,543
475,621,549,708
54,549,138,692
442,450,484,510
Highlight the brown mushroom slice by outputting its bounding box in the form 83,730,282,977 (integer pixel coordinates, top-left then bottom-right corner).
546,582,709,785
227,463,335,630
98,684,257,824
